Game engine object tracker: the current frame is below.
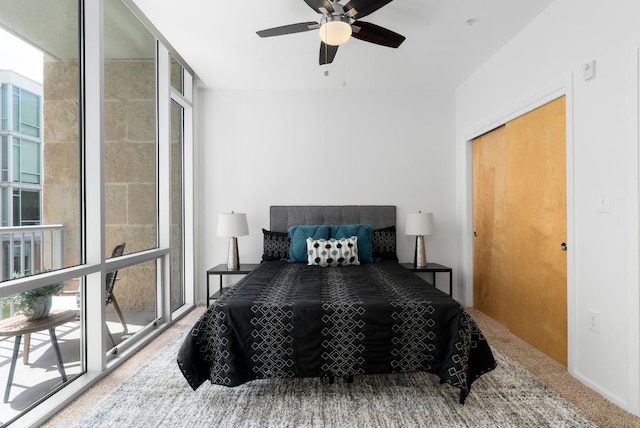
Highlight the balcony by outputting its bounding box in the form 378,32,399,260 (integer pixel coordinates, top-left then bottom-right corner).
0,295,154,425
0,226,158,425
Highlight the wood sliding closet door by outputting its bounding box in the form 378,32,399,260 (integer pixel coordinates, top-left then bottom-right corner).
473,96,567,365
473,125,510,324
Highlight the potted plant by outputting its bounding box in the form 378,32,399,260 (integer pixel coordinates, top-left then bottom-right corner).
0,272,66,320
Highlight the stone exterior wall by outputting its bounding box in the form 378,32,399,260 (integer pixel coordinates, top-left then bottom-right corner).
42,60,81,272
104,59,156,312
42,59,158,312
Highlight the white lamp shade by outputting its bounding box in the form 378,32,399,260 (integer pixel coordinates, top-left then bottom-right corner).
405,212,434,236
217,212,249,237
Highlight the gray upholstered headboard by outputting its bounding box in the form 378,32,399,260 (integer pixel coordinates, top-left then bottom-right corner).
270,205,396,232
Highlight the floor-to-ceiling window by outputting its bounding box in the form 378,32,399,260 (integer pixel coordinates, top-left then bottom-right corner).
101,0,159,351
168,51,193,316
170,99,185,312
0,0,195,425
169,53,188,312
0,0,82,423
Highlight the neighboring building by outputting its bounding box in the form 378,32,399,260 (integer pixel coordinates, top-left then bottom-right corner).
0,70,43,278
0,69,42,227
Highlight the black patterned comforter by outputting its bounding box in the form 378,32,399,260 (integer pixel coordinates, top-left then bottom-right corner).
177,261,496,403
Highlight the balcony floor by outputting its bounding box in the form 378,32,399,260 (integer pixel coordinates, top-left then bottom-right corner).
0,296,155,425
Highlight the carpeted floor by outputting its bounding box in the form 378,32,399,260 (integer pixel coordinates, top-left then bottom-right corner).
466,308,640,428
43,306,640,428
71,345,595,427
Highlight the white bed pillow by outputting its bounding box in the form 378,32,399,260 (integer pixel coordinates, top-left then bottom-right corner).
306,237,360,267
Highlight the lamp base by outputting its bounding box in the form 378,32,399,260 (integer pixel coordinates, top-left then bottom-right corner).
227,237,240,271
414,235,428,269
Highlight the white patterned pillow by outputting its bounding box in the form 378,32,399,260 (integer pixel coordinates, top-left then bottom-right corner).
306,237,360,267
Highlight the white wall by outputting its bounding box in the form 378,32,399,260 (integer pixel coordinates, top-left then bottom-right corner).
198,87,457,294
455,0,640,415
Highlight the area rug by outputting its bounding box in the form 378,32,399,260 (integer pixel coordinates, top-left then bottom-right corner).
74,331,597,428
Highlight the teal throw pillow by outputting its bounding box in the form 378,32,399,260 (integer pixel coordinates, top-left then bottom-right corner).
287,225,330,263
330,224,374,263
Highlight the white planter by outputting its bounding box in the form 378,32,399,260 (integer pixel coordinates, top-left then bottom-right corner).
23,295,53,320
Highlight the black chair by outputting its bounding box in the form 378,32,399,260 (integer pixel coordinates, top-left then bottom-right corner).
105,242,127,347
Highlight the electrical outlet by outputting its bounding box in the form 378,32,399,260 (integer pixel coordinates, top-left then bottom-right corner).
588,310,600,333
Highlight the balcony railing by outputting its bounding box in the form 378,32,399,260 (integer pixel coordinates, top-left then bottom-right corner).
0,224,64,279
0,224,65,319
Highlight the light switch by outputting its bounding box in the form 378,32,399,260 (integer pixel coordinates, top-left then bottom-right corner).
584,60,596,81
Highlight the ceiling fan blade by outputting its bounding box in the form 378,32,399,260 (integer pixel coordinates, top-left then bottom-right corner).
304,0,334,14
319,42,339,65
257,22,319,38
351,21,405,48
344,0,394,19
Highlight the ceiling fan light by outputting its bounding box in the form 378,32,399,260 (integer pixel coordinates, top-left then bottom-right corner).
319,16,352,46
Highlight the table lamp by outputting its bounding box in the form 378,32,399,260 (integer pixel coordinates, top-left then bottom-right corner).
405,211,434,269
217,211,249,270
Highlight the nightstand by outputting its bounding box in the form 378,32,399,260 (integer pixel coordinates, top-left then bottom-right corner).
401,262,453,297
206,263,260,306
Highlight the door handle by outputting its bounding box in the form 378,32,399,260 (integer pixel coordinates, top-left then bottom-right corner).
473,231,478,237
561,242,567,251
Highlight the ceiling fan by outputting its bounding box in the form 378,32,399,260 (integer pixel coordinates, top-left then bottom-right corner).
256,0,406,65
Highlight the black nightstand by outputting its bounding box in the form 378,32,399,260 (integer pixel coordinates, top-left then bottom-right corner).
401,262,453,297
206,263,260,306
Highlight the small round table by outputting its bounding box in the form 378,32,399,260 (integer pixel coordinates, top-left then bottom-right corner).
0,309,76,403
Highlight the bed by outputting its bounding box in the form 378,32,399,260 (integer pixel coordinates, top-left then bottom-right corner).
177,205,496,403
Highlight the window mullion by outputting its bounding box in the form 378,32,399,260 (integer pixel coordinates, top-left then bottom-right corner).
157,42,171,320
83,0,107,372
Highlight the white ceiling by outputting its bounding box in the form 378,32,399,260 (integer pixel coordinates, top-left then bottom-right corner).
131,0,554,90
